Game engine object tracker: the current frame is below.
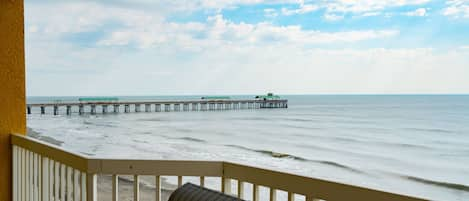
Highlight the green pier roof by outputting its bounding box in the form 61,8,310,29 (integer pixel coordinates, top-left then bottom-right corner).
201,96,231,100
255,93,281,100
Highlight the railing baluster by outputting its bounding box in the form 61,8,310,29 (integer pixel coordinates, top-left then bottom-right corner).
253,184,259,201
12,146,18,201
112,175,118,201
178,176,183,187
42,157,49,201
305,195,315,201
26,151,30,201
269,188,276,201
74,169,80,201
60,164,66,201
86,173,97,201
155,175,161,201
288,192,294,201
55,162,59,201
25,149,29,201
38,155,42,201
21,147,25,201
33,153,38,201
199,176,205,187
237,180,244,199
29,151,33,201
134,175,140,201
221,177,232,194
67,167,73,201
81,172,87,201
49,160,54,201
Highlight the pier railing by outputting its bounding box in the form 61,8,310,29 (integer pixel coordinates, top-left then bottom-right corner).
12,134,427,201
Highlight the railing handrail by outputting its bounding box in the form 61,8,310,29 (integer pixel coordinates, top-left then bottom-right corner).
11,134,428,201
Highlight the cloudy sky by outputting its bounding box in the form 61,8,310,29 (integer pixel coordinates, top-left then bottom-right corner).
25,0,469,96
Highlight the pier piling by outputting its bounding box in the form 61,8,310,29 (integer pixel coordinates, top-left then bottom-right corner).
53,105,58,115
79,105,84,115
113,105,120,113
91,105,96,115
155,104,161,112
66,105,72,115
102,105,108,114
145,104,151,112
164,104,170,112
135,104,141,112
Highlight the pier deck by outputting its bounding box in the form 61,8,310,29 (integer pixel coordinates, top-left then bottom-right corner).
27,99,288,115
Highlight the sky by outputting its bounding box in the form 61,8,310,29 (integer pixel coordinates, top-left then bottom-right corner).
25,0,469,96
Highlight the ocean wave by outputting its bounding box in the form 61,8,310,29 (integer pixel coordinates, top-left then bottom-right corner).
229,117,271,121
27,127,64,146
161,135,207,143
138,118,170,122
402,175,469,192
83,120,117,128
405,127,455,134
224,144,363,174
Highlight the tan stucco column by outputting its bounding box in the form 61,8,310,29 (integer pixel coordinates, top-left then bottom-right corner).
0,0,26,200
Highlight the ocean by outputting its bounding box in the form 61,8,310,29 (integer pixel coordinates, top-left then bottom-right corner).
26,95,469,201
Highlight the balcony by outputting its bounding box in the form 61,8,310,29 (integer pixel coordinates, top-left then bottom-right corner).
12,134,426,201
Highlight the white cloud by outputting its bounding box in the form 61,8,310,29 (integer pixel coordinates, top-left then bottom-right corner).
443,0,469,18
281,4,319,15
362,12,381,17
24,0,469,95
324,13,344,21
325,0,431,14
404,8,427,16
264,8,278,17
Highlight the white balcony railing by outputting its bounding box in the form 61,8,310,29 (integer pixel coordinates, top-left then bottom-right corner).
11,134,427,201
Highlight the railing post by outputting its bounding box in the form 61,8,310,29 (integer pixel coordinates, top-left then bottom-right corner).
199,176,205,187
49,160,54,201
134,175,140,201
67,167,73,200
269,188,276,201
26,150,30,201
54,162,59,201
288,192,294,201
74,169,80,201
178,176,183,187
12,146,17,201
221,177,232,194
86,173,97,201
42,157,49,201
112,175,118,201
155,176,161,201
253,184,259,201
237,180,244,199
81,173,87,201
60,165,66,201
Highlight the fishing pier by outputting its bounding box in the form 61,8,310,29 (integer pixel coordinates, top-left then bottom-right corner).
27,96,288,115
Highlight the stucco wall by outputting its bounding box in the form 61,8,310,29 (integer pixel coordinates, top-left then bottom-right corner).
0,0,26,200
